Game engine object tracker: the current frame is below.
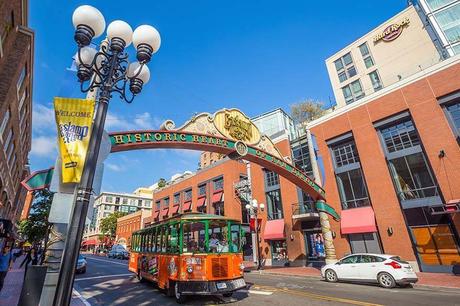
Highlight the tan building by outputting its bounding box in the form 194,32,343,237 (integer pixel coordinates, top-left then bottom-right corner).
326,5,443,108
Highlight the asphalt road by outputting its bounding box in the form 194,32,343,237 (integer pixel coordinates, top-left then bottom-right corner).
74,254,460,306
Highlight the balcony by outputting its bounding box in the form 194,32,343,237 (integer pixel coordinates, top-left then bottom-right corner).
292,203,319,221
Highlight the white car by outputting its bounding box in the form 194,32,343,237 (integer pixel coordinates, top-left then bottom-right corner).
321,253,418,288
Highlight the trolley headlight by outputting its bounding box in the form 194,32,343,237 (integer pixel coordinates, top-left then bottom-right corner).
239,263,245,271
187,265,193,274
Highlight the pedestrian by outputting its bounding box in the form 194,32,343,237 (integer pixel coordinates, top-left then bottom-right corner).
20,248,38,270
0,245,13,292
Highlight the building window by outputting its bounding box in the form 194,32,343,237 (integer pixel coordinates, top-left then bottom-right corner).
144,200,151,208
115,197,120,204
213,178,224,191
291,139,313,177
369,70,383,91
122,198,128,205
378,118,438,202
444,100,460,141
0,110,10,142
426,0,457,10
334,52,357,83
105,196,113,203
341,80,364,104
266,189,283,220
358,42,374,69
434,3,460,45
17,66,27,96
241,200,250,224
214,202,225,216
155,200,161,210
138,199,143,206
173,193,180,205
3,129,13,152
198,183,207,196
184,189,192,201
349,233,382,254
163,197,169,208
6,143,14,165
330,139,371,209
331,140,360,167
264,170,279,187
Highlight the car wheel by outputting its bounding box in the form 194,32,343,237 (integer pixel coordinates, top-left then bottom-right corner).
175,282,186,304
81,268,86,274
223,292,233,298
378,272,396,289
325,269,338,282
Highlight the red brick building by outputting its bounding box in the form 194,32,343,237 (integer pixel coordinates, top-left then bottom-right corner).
116,209,151,249
0,0,33,223
309,57,460,272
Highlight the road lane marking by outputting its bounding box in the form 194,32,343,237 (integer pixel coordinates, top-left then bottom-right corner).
247,290,273,295
85,257,128,266
73,289,92,306
253,284,383,306
75,273,133,281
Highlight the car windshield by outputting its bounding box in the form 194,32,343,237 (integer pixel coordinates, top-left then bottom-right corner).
390,256,409,264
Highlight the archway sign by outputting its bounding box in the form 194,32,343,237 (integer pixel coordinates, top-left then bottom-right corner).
109,109,338,220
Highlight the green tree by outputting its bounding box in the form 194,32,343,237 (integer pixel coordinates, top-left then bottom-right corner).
158,178,167,188
100,211,128,237
18,189,53,245
290,99,326,126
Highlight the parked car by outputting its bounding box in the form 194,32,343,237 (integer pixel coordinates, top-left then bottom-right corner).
321,253,418,288
107,244,129,259
76,254,87,274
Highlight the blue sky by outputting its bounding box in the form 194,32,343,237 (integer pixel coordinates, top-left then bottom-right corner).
29,0,407,193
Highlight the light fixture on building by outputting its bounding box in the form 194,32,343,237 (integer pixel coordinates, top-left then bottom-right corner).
387,227,394,236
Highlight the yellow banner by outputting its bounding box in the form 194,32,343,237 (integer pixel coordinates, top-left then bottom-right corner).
54,97,95,183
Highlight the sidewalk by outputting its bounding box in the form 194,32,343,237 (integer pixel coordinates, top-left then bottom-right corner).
244,262,460,290
0,255,88,306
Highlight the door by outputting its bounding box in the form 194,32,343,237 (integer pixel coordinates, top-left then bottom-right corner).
358,254,384,281
335,255,361,279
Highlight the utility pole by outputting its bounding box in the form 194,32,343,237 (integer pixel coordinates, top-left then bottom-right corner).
306,129,337,264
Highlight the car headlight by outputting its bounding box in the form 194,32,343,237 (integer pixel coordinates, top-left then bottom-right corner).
239,263,245,271
186,265,193,274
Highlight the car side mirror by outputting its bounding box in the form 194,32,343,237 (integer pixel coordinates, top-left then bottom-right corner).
336,262,341,265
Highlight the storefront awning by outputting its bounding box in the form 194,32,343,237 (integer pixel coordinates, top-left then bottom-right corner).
82,239,97,246
212,191,223,203
197,197,206,208
172,205,180,214
161,208,169,218
183,201,192,211
341,206,377,235
263,219,285,240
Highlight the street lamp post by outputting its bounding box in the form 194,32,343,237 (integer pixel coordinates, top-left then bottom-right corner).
53,5,161,306
246,199,265,270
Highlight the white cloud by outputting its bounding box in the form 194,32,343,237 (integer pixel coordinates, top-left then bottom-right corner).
32,103,55,133
30,136,57,157
105,162,124,172
105,112,164,131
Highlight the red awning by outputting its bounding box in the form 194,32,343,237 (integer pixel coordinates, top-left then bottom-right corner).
82,239,97,246
197,197,206,208
153,210,160,219
183,201,192,211
172,205,180,214
341,206,377,234
212,191,223,203
263,219,285,240
161,208,169,217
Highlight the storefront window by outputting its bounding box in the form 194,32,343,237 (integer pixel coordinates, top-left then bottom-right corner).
271,240,288,264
